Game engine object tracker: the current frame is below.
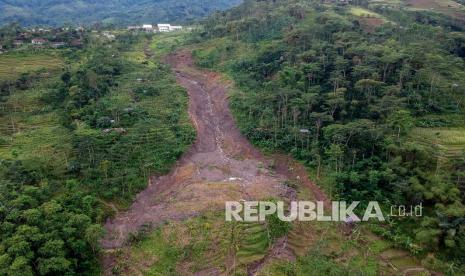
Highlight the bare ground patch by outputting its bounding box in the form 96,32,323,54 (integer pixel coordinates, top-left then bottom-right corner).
358,17,386,33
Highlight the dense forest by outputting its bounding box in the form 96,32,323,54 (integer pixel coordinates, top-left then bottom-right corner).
191,0,465,267
0,33,194,274
0,0,241,26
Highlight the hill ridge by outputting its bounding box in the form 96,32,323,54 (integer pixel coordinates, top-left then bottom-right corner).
0,0,241,26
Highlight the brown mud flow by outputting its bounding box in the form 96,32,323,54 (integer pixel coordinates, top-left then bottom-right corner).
100,50,435,276
100,50,328,249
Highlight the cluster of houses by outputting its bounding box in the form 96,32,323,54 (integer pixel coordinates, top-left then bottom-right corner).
0,23,185,54
9,37,83,50
1,38,80,54
31,38,72,48
0,26,85,54
127,23,183,33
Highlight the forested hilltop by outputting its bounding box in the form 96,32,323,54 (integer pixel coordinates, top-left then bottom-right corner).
191,0,465,269
0,0,241,26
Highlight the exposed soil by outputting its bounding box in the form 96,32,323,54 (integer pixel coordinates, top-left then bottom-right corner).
358,17,385,33
100,50,331,274
101,50,297,248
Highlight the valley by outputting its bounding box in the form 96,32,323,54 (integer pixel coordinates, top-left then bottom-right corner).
1,0,465,275
102,44,435,276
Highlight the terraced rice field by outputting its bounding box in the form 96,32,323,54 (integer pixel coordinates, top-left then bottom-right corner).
104,214,272,275
0,51,63,80
406,0,465,20
406,0,464,11
0,75,73,175
369,0,465,20
410,127,465,159
369,0,403,9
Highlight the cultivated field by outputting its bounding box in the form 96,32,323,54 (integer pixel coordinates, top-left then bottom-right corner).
410,127,465,159
350,6,382,17
0,51,63,80
406,0,464,11
405,0,465,19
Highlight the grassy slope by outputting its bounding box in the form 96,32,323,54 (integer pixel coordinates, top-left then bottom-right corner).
0,51,63,80
350,6,382,17
410,127,465,159
370,0,465,19
0,52,69,175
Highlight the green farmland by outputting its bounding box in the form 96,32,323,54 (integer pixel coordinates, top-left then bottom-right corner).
0,51,63,80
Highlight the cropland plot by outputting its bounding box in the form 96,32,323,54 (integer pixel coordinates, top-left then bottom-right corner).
369,0,403,9
0,80,55,135
407,0,463,10
409,127,465,158
350,6,382,17
0,51,63,80
0,82,73,174
406,0,465,19
150,32,190,59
